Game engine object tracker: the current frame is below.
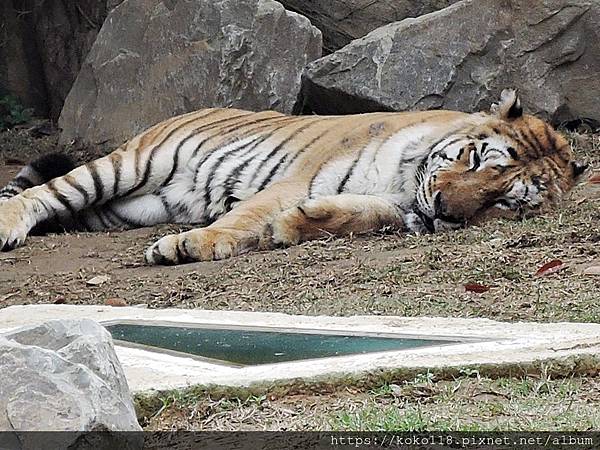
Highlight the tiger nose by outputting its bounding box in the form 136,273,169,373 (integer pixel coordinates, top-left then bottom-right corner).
434,192,446,217
434,192,466,221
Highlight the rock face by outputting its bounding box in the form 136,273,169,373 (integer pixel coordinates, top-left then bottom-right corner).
27,0,126,120
0,319,141,443
279,0,459,53
58,0,322,152
0,1,49,117
0,0,125,120
300,0,600,126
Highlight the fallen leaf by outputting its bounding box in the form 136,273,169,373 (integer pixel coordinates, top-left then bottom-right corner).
0,292,19,303
588,174,600,184
53,296,67,304
86,275,110,286
535,259,564,277
4,157,25,165
583,266,600,276
105,298,127,307
474,390,511,400
389,384,403,397
464,283,491,294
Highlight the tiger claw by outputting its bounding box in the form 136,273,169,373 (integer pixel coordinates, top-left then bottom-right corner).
144,245,171,265
144,235,180,265
144,228,255,265
0,199,30,252
0,235,26,252
2,239,20,252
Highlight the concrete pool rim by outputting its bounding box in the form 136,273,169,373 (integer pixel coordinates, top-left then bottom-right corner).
103,318,490,368
1,305,600,397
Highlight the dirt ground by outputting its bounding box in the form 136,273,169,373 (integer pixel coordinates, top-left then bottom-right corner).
1,124,600,430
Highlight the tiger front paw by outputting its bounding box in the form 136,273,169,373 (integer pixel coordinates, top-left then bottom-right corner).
144,228,258,265
0,198,31,251
270,199,334,246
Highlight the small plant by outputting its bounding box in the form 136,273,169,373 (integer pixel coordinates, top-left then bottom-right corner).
0,94,33,130
458,368,481,379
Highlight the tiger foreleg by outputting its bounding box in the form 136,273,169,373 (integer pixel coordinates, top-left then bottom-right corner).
145,180,309,265
269,194,406,246
0,138,183,250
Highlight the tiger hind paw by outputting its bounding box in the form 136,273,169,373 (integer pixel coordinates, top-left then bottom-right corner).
144,228,259,265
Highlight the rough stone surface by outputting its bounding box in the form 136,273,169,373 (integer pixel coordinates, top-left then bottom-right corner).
279,0,459,53
26,0,126,120
300,0,600,126
58,0,322,152
0,1,48,116
0,319,141,440
0,1,125,120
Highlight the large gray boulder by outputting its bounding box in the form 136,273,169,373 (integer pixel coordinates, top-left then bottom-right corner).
0,320,141,449
279,0,459,53
58,0,322,153
299,0,600,126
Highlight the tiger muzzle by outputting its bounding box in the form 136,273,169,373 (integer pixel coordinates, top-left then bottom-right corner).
433,192,467,225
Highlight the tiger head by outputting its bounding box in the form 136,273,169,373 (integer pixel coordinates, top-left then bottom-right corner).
412,89,589,232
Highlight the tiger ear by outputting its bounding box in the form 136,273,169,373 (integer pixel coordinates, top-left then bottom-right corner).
492,89,523,120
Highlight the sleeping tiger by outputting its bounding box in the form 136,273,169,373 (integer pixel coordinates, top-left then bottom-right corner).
0,90,588,265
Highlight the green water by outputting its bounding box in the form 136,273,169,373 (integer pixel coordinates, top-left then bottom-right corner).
106,323,455,366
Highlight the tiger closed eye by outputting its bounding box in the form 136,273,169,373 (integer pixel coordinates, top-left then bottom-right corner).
468,148,481,170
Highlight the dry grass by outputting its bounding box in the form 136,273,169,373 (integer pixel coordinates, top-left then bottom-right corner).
144,372,600,431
